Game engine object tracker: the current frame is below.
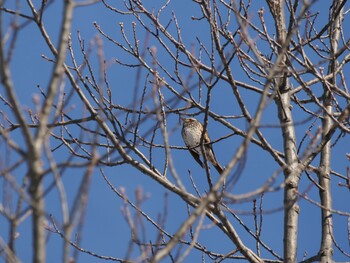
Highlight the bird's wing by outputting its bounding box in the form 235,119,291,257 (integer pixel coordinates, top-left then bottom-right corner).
203,131,219,162
203,131,213,150
189,149,204,168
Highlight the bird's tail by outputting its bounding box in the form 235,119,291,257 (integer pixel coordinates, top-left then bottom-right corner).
214,163,224,174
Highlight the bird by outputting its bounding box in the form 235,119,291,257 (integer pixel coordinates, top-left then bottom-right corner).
181,118,224,174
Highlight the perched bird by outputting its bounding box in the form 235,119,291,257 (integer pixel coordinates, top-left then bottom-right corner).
182,118,224,174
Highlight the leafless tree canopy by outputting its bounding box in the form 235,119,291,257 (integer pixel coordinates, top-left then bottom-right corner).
0,0,350,262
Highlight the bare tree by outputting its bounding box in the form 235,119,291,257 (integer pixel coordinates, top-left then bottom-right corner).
0,0,349,262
